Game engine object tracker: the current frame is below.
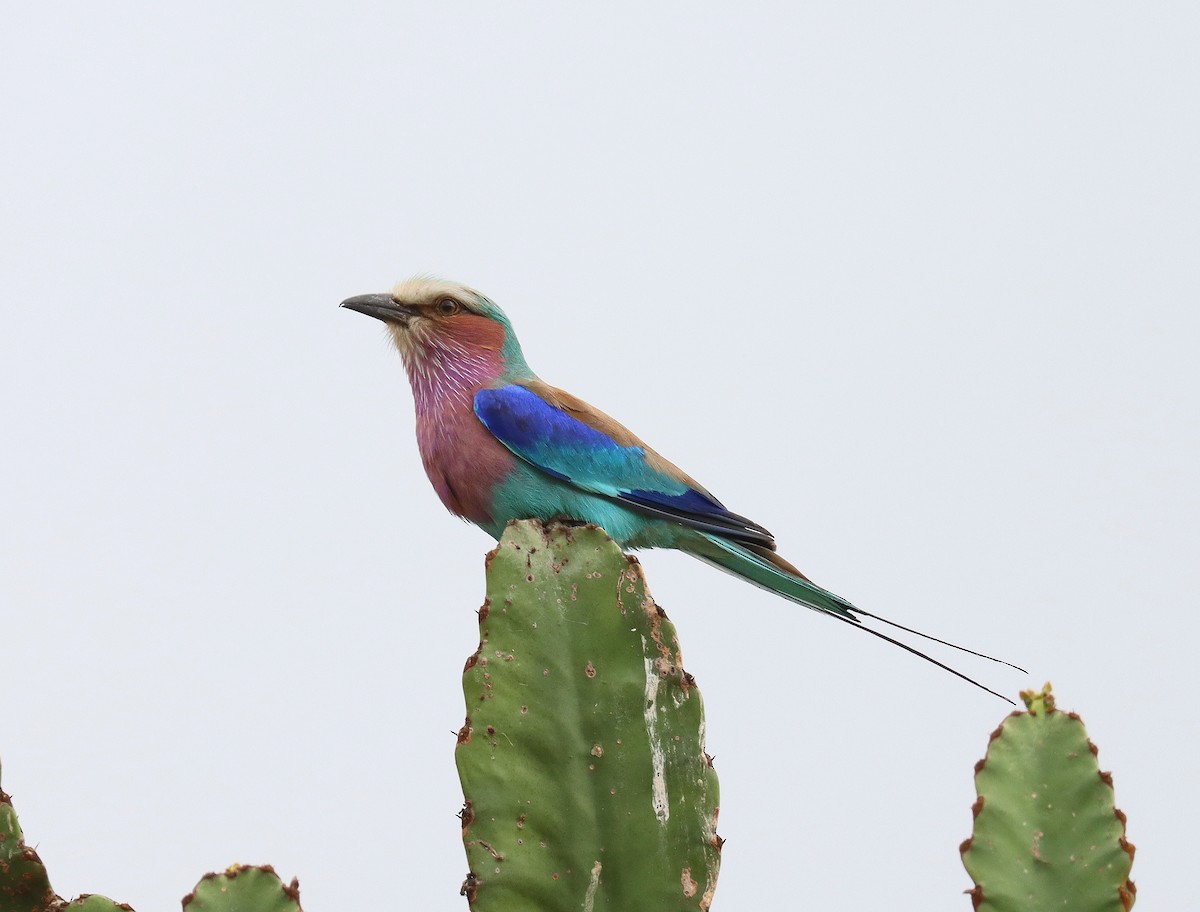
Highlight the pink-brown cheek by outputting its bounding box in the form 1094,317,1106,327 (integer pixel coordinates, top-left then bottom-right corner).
446,314,506,351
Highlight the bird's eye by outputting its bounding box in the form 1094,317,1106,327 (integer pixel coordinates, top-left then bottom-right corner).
436,298,461,316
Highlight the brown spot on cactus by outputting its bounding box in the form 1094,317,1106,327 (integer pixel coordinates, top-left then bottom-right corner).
477,840,503,861
1030,829,1047,863
681,866,698,897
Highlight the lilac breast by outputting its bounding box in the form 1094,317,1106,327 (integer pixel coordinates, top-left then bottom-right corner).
405,342,514,526
416,397,513,525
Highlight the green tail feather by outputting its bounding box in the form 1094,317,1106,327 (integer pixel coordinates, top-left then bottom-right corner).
686,531,1021,703
686,532,859,620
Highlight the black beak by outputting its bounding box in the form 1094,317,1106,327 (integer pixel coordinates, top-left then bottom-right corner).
340,293,419,324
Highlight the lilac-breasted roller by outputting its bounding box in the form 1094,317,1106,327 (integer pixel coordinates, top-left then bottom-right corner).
342,276,1019,700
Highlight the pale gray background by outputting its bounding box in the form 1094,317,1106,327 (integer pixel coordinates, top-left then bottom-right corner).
3,3,1197,910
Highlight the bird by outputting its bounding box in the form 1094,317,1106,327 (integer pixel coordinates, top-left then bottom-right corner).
342,276,1022,701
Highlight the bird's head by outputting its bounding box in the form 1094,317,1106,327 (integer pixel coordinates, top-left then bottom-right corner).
341,276,532,382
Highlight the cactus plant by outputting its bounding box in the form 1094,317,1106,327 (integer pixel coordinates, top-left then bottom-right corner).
1,774,58,912
4,536,1149,912
0,770,132,911
1,764,300,912
960,683,1135,911
456,520,722,911
182,865,302,912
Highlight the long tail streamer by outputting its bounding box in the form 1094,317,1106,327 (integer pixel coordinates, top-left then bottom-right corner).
689,533,1025,704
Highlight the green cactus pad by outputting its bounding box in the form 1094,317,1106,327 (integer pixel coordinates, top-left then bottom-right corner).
961,683,1135,911
457,521,721,911
182,864,301,912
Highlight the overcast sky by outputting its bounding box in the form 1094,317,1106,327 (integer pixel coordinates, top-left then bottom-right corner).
3,4,1197,910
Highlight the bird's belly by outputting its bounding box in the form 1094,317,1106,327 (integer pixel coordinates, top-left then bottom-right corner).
417,412,513,530
488,462,667,546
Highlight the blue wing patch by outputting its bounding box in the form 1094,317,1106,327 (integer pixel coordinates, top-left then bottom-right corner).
474,384,684,497
474,384,775,547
